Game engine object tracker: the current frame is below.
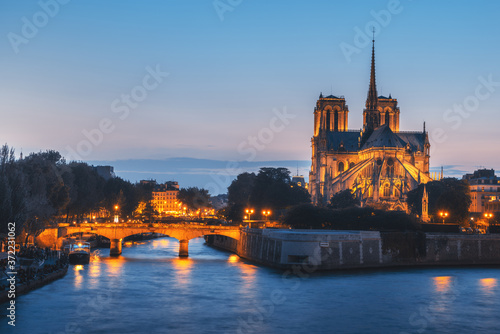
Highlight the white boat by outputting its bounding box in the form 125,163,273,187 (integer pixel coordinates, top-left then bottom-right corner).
68,242,91,264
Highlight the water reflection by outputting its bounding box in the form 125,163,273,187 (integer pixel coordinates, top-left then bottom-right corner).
171,258,193,288
150,238,170,250
228,254,239,263
433,276,452,293
73,265,84,290
479,278,497,295
106,257,124,277
227,254,257,306
88,257,101,287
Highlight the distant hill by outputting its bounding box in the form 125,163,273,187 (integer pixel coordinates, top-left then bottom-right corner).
87,157,311,195
87,158,467,195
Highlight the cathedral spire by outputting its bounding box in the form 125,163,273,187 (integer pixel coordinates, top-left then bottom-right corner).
365,29,378,110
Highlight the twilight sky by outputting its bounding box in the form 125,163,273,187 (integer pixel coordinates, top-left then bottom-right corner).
1,0,500,182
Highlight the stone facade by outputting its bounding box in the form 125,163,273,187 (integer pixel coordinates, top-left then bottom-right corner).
309,39,431,210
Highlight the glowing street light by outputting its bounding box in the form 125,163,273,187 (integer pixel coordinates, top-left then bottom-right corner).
439,211,449,224
245,208,254,220
262,210,271,221
484,213,493,219
113,205,120,223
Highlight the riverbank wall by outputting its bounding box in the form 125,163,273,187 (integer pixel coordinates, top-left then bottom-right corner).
205,228,500,270
0,265,68,304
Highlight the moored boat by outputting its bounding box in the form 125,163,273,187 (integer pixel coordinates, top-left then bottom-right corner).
68,242,91,264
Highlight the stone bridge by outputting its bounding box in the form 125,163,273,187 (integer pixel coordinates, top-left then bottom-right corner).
36,223,241,257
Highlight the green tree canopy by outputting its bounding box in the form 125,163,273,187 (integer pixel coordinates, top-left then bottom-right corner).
329,189,360,209
178,187,211,212
406,178,471,226
224,167,311,222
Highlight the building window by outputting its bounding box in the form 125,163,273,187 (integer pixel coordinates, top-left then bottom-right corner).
338,162,345,173
386,158,395,177
383,184,390,197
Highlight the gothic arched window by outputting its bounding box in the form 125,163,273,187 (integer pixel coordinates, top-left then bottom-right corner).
338,162,345,173
386,158,395,177
334,111,339,131
383,184,390,197
385,112,390,127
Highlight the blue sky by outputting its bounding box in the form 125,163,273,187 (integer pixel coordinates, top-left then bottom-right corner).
1,0,500,184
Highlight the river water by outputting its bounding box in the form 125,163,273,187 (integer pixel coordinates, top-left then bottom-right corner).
2,237,500,334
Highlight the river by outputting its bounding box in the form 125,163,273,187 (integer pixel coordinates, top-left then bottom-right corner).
2,237,500,333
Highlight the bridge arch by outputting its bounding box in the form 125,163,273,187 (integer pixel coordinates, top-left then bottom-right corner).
38,224,241,257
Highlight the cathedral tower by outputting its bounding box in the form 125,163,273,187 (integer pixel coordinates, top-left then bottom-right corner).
363,37,380,131
313,93,349,135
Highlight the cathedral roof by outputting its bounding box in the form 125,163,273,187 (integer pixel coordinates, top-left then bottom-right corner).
326,131,360,152
396,132,427,151
362,124,406,149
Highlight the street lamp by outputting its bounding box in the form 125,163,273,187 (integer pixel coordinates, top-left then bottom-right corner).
439,211,449,224
262,210,271,221
245,208,254,220
114,205,119,223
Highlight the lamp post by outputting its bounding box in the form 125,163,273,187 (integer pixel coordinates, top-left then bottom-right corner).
262,210,271,222
439,211,448,224
484,213,493,231
245,208,254,221
114,205,119,223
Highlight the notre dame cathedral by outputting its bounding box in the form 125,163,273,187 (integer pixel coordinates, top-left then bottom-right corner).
309,38,431,210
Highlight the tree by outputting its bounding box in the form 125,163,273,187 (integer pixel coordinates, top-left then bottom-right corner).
224,168,311,222
141,201,158,223
283,205,419,231
177,187,211,214
407,178,471,226
249,167,310,211
227,173,255,206
329,189,360,209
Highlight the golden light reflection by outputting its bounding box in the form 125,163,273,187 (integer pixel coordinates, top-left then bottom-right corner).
151,238,170,249
73,265,84,289
433,276,452,293
172,258,193,287
479,278,497,294
228,254,239,263
89,257,101,277
106,257,125,277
